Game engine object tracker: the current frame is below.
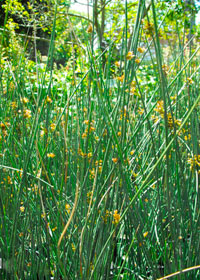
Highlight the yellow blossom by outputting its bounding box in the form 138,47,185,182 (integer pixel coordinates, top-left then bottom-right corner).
83,120,89,125
130,86,136,96
113,210,120,224
7,176,12,184
65,203,71,214
0,122,6,130
112,158,118,163
135,58,141,64
82,132,87,139
131,172,138,180
175,119,181,126
126,51,135,60
89,126,95,132
143,231,148,238
47,153,55,158
23,109,32,119
88,152,92,158
72,243,76,252
20,206,25,212
115,61,120,67
187,77,193,85
170,95,177,101
167,113,173,129
188,155,200,170
138,108,144,115
102,210,110,223
116,74,124,82
89,168,95,179
87,191,92,203
50,123,56,131
11,101,17,109
137,47,145,53
154,100,164,117
21,97,29,104
46,95,52,103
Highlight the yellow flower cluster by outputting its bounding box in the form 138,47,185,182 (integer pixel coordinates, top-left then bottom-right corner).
0,122,10,137
46,95,52,103
102,210,110,224
87,191,93,204
21,97,29,104
137,47,145,53
143,231,148,238
89,168,95,179
50,123,56,131
154,101,183,132
11,101,17,109
95,159,103,172
71,243,76,252
115,61,120,67
154,100,164,117
116,74,124,83
47,153,56,158
126,51,135,60
65,203,71,214
167,113,182,131
20,203,25,212
119,106,129,121
112,158,118,163
113,210,120,224
78,148,87,158
23,109,32,119
188,155,200,171
187,77,193,85
6,176,12,184
167,113,173,129
135,58,141,64
82,120,96,139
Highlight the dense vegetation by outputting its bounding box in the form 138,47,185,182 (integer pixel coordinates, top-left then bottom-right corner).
0,0,200,279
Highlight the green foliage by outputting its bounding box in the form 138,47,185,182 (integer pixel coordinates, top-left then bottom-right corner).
0,0,200,279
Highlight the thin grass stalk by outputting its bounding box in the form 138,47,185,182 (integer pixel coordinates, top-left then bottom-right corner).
57,181,79,279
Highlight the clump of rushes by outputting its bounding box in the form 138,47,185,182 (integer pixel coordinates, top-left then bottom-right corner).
1,0,200,279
